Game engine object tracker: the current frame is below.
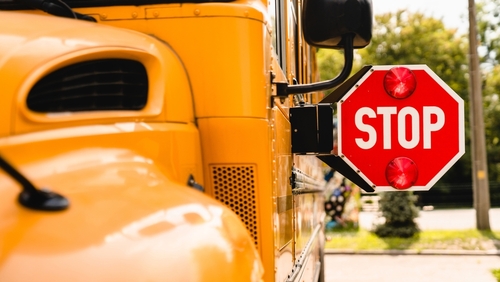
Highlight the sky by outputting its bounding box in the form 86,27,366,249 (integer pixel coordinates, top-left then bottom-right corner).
373,0,469,33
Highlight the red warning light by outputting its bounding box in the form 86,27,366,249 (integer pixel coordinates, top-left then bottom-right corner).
383,67,417,99
385,157,418,190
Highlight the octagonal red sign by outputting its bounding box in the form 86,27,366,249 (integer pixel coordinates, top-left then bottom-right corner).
337,65,465,191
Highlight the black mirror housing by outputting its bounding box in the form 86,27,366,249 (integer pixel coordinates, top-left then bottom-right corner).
303,0,372,49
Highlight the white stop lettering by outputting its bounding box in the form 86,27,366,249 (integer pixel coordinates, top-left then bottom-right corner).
354,106,445,149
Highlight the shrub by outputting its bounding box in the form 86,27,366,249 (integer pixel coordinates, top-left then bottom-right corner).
373,192,420,238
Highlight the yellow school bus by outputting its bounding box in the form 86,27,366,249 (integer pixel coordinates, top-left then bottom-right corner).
0,0,371,281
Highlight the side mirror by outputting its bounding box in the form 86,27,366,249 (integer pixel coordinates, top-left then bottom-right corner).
303,0,372,49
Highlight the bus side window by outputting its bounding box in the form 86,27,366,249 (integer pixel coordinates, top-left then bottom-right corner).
270,0,287,75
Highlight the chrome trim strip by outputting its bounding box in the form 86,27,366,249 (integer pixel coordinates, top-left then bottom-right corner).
285,223,322,282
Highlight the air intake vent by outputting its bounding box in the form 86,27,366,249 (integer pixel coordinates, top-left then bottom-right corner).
27,59,148,112
210,165,259,248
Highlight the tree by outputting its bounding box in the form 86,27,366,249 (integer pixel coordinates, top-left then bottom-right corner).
483,65,500,182
317,48,365,82
476,0,500,66
477,0,500,185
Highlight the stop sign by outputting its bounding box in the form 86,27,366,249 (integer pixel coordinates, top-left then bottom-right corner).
337,65,465,191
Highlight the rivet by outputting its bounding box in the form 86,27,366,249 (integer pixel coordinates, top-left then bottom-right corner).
100,13,107,20
132,12,138,18
244,10,249,17
153,10,159,17
194,9,200,16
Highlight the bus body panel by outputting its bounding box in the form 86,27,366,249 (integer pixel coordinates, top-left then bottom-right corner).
0,0,328,279
0,122,263,282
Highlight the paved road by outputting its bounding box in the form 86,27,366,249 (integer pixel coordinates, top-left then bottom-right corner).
325,208,500,281
325,254,500,282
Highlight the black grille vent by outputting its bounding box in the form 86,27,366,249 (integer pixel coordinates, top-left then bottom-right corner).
27,59,148,112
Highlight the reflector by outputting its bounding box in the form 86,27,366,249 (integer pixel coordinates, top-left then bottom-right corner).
385,157,418,190
383,67,416,99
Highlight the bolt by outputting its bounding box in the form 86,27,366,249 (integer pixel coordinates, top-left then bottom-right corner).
194,9,200,15
100,14,107,20
132,12,138,18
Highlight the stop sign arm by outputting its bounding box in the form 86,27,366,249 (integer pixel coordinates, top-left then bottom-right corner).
318,155,375,192
317,66,375,193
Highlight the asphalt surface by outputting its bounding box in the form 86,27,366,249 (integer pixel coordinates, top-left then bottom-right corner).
324,208,500,281
325,254,500,282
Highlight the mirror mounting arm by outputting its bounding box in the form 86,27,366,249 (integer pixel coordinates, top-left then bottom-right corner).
277,33,354,97
0,154,69,211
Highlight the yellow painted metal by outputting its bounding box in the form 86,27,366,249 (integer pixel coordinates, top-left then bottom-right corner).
197,117,275,282
1,12,196,136
86,1,270,120
271,106,294,282
1,0,326,278
0,123,263,281
84,4,279,281
0,11,264,282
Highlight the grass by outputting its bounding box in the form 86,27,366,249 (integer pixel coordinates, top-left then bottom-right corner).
325,229,500,251
492,268,500,282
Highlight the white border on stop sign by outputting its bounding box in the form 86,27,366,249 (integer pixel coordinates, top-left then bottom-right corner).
337,65,465,192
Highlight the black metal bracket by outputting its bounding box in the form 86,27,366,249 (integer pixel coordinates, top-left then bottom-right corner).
275,33,355,97
187,174,204,192
17,0,97,22
0,155,69,211
290,103,334,154
318,155,374,193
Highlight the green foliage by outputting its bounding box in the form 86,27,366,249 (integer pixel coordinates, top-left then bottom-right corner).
374,192,419,238
477,0,500,65
492,268,500,282
358,11,469,100
317,49,344,81
483,65,500,182
316,49,364,81
478,0,500,183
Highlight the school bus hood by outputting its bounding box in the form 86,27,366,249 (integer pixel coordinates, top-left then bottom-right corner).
0,147,263,282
